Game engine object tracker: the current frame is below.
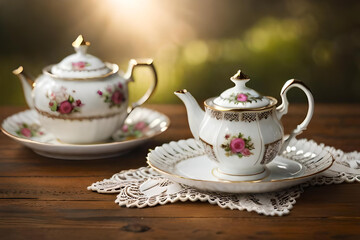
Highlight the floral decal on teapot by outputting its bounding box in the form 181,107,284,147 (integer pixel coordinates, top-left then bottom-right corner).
225,93,263,104
97,82,126,108
221,133,254,158
72,61,90,70
47,87,83,114
16,123,44,138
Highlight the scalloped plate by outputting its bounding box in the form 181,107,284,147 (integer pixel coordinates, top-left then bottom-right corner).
1,108,170,160
147,138,334,193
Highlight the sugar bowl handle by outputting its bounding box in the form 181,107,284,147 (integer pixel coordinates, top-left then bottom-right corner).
125,58,158,114
276,79,314,150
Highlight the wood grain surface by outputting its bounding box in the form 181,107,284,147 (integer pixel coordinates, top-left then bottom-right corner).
0,104,359,240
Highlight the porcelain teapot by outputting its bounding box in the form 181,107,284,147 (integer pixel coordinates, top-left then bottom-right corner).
13,35,157,144
175,70,314,181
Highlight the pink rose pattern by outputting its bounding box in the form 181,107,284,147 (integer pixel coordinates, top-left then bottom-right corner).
117,121,149,140
237,93,248,102
16,123,44,138
72,61,90,70
97,82,126,108
221,132,254,158
47,87,83,114
225,93,263,105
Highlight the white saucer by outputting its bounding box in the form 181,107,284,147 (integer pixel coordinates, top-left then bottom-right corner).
1,108,170,160
147,138,334,193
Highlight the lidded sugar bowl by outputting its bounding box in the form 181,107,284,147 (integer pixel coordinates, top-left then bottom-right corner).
13,35,157,144
175,70,314,181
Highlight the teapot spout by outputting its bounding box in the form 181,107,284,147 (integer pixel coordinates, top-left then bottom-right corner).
174,89,204,140
12,66,35,109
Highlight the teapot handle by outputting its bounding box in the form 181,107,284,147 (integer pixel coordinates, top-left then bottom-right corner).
124,59,158,114
276,79,314,151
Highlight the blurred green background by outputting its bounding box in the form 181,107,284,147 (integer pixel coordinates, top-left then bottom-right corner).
0,0,359,106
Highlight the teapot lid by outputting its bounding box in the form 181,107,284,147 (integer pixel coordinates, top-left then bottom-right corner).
49,35,113,79
213,70,270,109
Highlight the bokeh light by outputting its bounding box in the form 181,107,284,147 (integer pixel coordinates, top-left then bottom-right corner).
0,0,359,106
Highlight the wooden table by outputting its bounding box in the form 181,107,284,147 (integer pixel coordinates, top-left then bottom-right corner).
0,104,359,239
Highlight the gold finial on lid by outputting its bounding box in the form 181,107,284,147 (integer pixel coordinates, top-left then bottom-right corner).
231,70,249,80
72,35,90,48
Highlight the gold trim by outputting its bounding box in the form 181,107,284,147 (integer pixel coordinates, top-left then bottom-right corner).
1,110,170,147
283,79,313,94
204,96,278,112
147,152,335,184
56,65,108,73
2,125,164,147
12,66,24,75
126,59,158,114
35,107,121,121
231,70,249,81
260,138,283,165
214,167,267,176
55,138,112,145
174,89,188,94
199,137,211,146
211,168,270,182
199,137,218,162
72,35,90,47
12,66,35,88
42,62,119,81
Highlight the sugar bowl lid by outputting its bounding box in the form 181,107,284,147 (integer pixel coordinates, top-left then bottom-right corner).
213,70,270,109
49,35,115,79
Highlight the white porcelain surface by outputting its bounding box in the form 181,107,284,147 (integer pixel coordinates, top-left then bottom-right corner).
147,138,334,193
201,97,282,179
1,108,169,160
175,72,314,181
37,112,127,144
14,35,158,144
213,70,269,109
51,35,112,78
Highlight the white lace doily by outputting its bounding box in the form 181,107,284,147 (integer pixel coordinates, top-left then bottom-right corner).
88,139,359,216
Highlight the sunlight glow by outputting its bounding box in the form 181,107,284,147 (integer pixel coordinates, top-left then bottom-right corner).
98,0,196,53
104,0,152,19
